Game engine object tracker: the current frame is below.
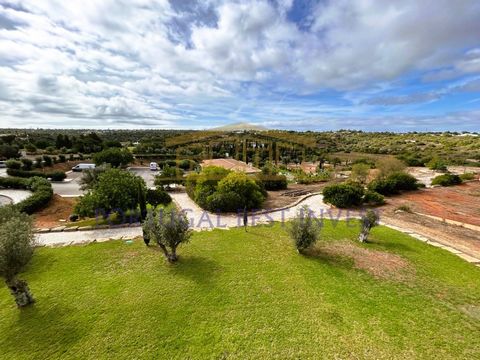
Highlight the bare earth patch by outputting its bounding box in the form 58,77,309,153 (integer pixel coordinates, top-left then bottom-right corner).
34,194,77,228
319,242,413,281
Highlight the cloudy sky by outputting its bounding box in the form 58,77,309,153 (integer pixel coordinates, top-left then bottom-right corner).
0,0,480,131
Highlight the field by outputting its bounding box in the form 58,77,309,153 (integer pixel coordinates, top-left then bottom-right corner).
1,222,480,359
386,182,480,227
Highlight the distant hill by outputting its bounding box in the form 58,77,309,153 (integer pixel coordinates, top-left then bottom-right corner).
212,122,268,132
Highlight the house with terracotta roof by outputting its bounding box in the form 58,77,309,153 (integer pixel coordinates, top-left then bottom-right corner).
201,158,261,174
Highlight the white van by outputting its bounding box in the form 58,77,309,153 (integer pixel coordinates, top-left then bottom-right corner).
72,163,96,172
149,162,159,171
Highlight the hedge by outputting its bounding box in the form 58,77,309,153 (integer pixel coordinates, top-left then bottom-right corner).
0,176,53,214
6,168,66,181
322,183,365,208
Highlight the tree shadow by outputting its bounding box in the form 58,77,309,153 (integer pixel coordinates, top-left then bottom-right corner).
167,255,220,286
5,303,82,354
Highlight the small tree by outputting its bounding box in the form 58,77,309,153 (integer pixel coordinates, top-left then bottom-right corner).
143,207,192,262
79,164,111,191
350,163,370,184
0,205,36,307
93,148,133,168
288,205,321,253
358,210,379,243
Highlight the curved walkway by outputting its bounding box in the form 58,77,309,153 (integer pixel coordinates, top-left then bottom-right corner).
0,189,32,204
33,192,480,266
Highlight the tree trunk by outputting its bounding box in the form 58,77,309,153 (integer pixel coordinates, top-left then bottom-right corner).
168,246,178,263
6,278,35,307
358,226,369,243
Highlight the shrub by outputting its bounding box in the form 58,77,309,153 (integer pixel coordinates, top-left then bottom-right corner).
288,205,321,253
146,188,172,207
75,168,146,217
350,163,370,184
21,158,33,171
6,159,22,169
93,148,133,168
58,154,66,163
363,190,385,206
42,155,53,167
426,157,448,172
213,172,265,211
376,158,406,178
255,173,288,191
368,172,419,195
79,164,111,191
205,191,243,212
34,156,43,168
431,173,462,187
49,171,67,181
323,183,365,208
6,169,66,181
69,214,79,222
17,177,54,214
459,173,476,181
24,143,37,154
154,165,184,187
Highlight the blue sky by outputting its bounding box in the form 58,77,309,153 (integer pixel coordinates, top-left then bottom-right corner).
0,0,479,131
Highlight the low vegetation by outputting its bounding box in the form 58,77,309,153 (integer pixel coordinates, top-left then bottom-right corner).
0,176,53,214
1,222,480,358
431,173,463,187
75,168,146,218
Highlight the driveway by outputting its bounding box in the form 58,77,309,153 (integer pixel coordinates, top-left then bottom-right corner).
51,171,83,197
128,167,158,188
0,189,32,204
0,168,6,177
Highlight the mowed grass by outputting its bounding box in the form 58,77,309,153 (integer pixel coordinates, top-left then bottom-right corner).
1,221,480,359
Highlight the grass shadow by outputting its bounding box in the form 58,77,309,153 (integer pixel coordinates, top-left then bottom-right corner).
5,303,82,354
167,255,220,286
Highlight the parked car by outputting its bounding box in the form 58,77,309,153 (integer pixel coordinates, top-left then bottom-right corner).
72,163,96,172
0,161,6,168
149,162,159,171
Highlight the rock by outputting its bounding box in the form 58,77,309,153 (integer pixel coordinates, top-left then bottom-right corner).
36,228,50,233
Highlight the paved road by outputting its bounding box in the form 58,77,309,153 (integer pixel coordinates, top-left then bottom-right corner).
0,168,6,177
128,167,158,188
51,171,83,197
0,189,32,203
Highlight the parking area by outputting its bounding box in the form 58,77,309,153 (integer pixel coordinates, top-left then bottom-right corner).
51,171,83,197
128,167,158,188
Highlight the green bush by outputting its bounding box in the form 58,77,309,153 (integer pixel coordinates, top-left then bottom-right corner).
460,173,476,181
368,172,419,195
288,205,321,253
21,158,33,171
363,191,385,206
146,188,172,207
42,155,53,167
255,173,288,191
213,172,265,211
322,183,365,208
426,157,447,172
154,165,185,187
75,168,146,217
431,174,462,187
93,148,133,168
6,159,22,169
0,177,54,214
6,169,66,181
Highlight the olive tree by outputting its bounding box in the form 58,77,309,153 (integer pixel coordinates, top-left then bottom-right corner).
288,205,321,253
359,210,379,243
143,206,192,262
0,205,36,307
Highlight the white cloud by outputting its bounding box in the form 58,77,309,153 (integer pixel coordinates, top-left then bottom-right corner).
0,0,479,129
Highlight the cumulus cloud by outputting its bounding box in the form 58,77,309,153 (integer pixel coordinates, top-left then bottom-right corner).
0,0,479,129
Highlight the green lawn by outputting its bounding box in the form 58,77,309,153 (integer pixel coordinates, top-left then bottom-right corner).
1,221,480,359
